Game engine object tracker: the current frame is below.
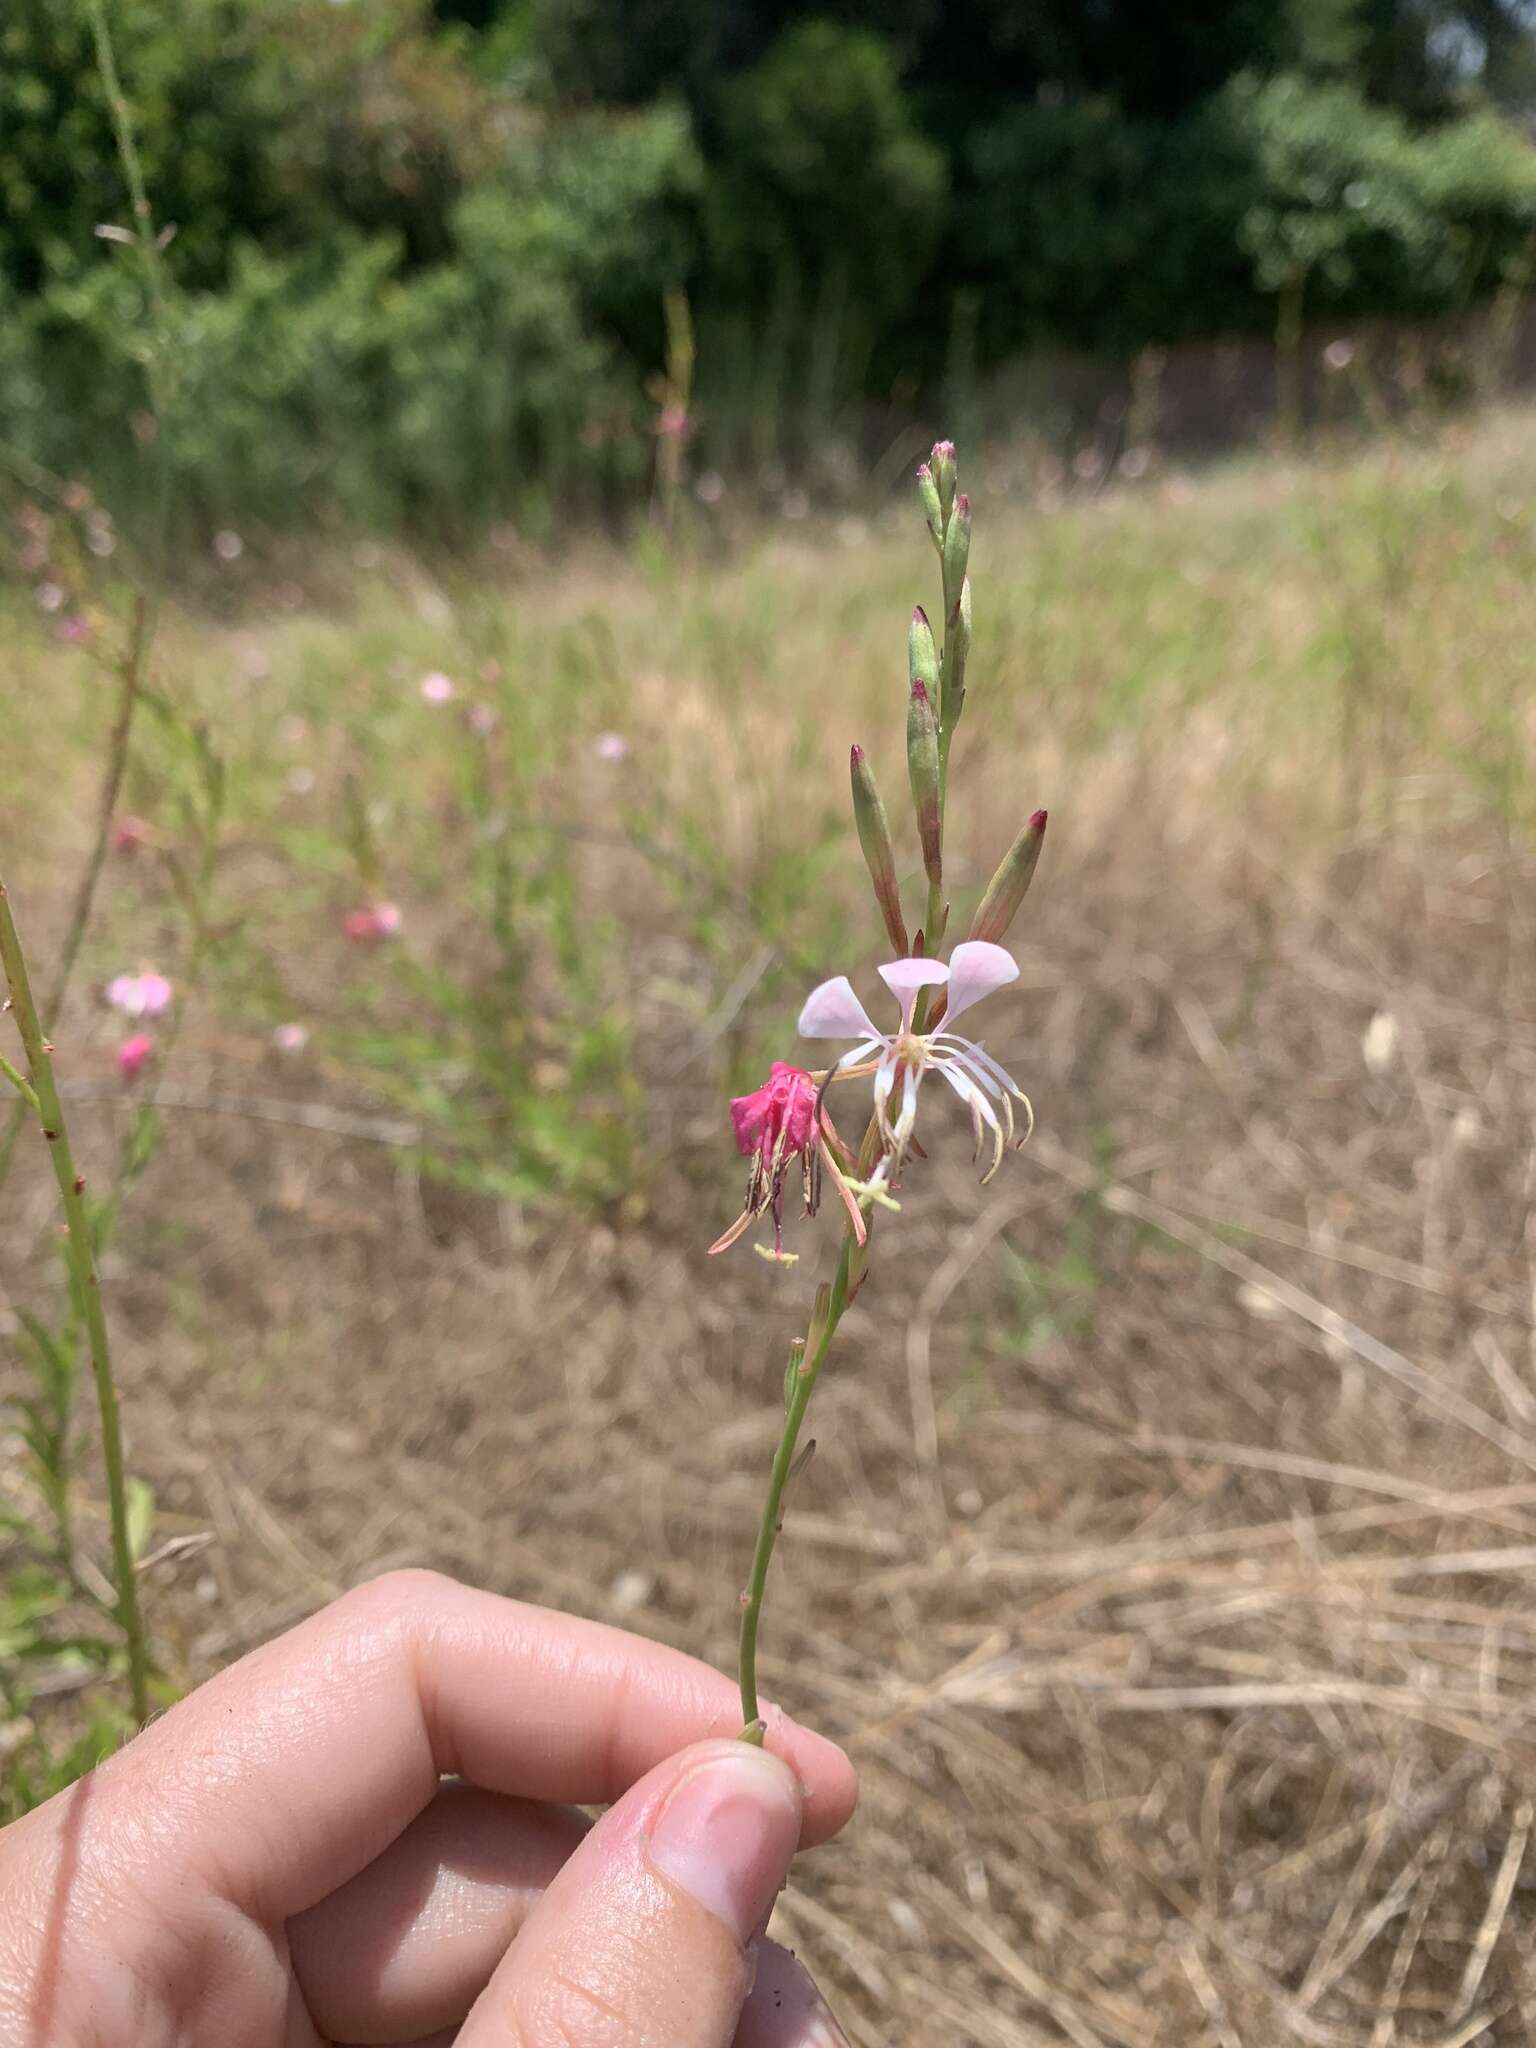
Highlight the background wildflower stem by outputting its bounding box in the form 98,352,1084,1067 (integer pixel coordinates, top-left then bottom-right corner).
0,875,151,1725
739,1228,858,1739
0,599,147,1196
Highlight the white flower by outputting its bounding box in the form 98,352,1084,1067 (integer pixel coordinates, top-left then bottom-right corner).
798,940,1031,1182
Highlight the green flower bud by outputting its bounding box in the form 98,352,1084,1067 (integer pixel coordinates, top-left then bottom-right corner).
943,492,972,630
916,463,944,550
908,605,939,699
931,440,957,528
949,575,972,725
849,744,909,955
969,810,1047,945
906,680,942,887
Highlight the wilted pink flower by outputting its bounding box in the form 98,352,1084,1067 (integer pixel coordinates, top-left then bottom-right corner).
798,941,1031,1184
56,614,90,645
343,902,401,943
113,815,151,853
272,1022,309,1053
593,732,628,763
467,703,498,738
106,970,173,1019
420,671,454,704
709,1062,864,1263
116,1033,155,1081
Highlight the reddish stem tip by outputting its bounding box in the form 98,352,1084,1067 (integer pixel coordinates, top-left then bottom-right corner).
1030,808,1048,833
850,743,865,763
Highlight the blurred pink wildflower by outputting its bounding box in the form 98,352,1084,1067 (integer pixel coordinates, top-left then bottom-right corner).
56,614,90,645
799,940,1031,1183
593,732,628,763
420,671,454,704
113,815,152,854
655,403,691,440
467,703,498,737
272,1022,309,1053
343,902,401,943
106,970,173,1019
116,1033,155,1081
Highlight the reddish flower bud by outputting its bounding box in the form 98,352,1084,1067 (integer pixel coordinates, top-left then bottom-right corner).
930,440,957,527
969,811,1047,946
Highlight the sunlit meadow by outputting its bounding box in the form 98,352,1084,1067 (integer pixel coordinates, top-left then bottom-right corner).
5,408,1536,2042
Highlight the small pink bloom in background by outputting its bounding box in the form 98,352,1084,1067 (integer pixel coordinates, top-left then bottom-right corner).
213,529,245,562
36,582,64,613
655,404,691,440
57,614,90,645
106,970,173,1019
343,901,401,943
113,815,151,853
420,671,454,704
467,703,498,737
272,1022,309,1053
61,481,93,514
593,732,628,763
116,1034,155,1081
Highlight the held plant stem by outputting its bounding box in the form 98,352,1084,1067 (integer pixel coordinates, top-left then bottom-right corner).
0,877,151,1725
739,1230,858,1739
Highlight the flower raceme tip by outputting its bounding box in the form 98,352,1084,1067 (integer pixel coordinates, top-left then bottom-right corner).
798,939,1032,1183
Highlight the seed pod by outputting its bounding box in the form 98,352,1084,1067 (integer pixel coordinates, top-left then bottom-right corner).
849,745,909,955
930,440,957,527
969,810,1047,945
906,680,942,887
908,605,939,698
943,492,972,629
916,463,944,550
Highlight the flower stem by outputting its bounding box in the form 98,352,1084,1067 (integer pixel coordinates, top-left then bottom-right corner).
0,875,152,1725
738,1228,857,1739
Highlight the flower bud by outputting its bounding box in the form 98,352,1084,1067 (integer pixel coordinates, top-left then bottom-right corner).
930,440,957,527
943,492,971,629
949,575,972,724
908,605,939,699
849,744,909,955
917,463,944,549
968,810,1046,945
906,680,942,886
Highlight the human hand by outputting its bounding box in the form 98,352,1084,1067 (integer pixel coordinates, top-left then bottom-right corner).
0,1570,857,2046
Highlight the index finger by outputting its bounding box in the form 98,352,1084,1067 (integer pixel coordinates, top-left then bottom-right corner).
89,1570,858,1921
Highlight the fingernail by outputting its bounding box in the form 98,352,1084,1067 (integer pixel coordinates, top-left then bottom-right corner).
743,1942,854,2046
647,1745,803,1943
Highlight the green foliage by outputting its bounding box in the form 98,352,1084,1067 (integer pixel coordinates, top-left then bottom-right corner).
705,21,946,326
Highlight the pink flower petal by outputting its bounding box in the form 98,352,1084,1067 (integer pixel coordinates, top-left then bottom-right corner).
798,975,881,1042
106,974,140,1014
116,1033,155,1080
137,973,173,1017
941,940,1020,1025
877,957,949,1010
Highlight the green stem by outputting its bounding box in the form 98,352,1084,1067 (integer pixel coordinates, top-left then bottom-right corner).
738,1230,857,1738
0,876,151,1725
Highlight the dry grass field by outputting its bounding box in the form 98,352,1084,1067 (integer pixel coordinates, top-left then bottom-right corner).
5,411,1536,2043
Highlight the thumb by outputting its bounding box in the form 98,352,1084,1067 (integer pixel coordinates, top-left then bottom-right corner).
457,1737,805,2047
